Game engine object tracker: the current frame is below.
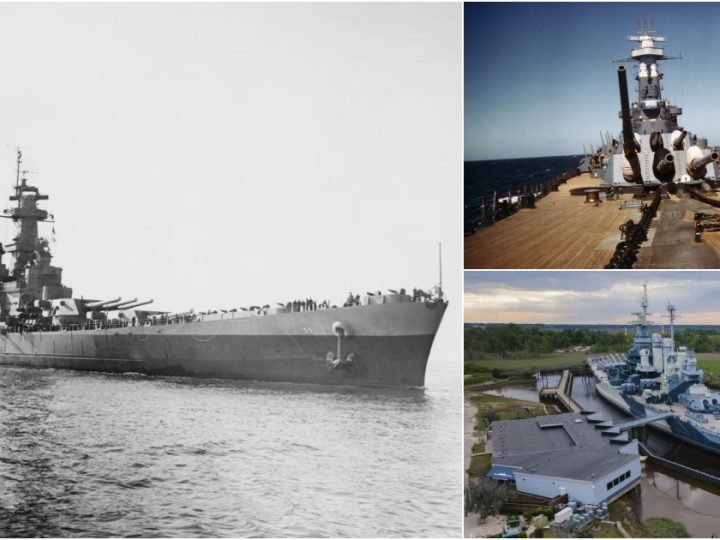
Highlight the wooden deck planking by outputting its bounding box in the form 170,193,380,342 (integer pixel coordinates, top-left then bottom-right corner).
465,174,641,269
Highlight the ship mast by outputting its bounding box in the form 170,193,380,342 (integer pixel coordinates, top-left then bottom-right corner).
630,282,651,337
438,242,443,300
5,149,50,276
666,302,677,348
15,147,21,188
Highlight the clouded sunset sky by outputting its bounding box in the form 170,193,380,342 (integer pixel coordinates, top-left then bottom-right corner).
465,271,720,325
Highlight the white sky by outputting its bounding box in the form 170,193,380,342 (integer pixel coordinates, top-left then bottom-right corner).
0,1,462,346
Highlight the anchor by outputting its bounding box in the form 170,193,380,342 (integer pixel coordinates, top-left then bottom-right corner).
327,321,355,368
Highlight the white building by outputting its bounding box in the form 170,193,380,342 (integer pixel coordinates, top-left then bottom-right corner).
488,413,641,505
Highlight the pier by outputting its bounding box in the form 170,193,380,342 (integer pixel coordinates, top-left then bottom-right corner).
538,369,583,413
638,440,720,488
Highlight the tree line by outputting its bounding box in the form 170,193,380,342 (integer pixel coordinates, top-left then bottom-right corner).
465,324,720,360
464,324,631,359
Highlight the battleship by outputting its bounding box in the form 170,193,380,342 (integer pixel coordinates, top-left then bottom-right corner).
0,150,447,387
588,284,720,455
465,25,720,269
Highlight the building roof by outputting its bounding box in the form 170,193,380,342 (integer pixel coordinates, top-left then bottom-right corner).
491,413,637,481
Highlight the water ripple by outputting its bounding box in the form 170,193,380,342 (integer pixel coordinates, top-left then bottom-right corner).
0,362,460,536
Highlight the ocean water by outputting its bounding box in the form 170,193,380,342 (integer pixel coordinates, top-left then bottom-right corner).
0,359,460,537
464,155,581,220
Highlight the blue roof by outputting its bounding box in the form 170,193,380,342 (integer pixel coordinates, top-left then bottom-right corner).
486,465,518,481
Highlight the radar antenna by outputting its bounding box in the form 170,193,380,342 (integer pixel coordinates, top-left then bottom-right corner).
635,14,656,35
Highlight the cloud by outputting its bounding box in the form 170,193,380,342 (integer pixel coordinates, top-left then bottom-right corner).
464,271,720,324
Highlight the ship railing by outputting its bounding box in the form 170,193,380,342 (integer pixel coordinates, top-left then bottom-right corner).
684,410,710,424
465,170,581,235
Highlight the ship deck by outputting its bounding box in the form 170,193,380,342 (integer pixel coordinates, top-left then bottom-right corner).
465,173,720,269
588,357,720,439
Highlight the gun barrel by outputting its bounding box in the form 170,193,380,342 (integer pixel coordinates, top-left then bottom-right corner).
119,299,154,310
654,151,675,182
85,296,121,309
672,129,687,150
102,297,138,310
691,151,719,171
618,65,636,159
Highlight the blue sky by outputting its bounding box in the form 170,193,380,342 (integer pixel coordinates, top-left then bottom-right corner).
464,271,720,324
465,3,720,160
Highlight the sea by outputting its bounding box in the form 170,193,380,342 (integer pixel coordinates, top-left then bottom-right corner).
464,155,581,223
0,358,461,537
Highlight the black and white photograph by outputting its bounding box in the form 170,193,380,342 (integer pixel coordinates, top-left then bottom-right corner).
0,3,462,537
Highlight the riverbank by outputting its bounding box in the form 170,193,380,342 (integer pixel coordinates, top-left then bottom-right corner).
464,398,488,538
464,389,557,538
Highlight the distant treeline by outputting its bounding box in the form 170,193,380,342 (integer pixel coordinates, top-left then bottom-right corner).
465,324,720,360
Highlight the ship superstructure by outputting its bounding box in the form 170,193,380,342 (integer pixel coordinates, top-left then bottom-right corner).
0,150,447,387
583,25,719,188
588,285,720,454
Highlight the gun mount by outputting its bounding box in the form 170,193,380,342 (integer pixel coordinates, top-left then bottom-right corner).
686,148,719,180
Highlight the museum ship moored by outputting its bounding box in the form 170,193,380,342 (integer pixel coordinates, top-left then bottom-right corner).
588,284,720,454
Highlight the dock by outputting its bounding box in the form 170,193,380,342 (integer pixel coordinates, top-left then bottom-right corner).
539,369,583,413
638,440,720,488
465,173,720,269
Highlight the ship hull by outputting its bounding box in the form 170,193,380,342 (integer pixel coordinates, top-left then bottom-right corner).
594,380,720,455
0,300,446,387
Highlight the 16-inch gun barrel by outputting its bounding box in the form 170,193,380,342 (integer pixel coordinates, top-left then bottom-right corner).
618,65,641,182
119,299,154,310
85,297,121,309
654,152,675,182
618,65,636,159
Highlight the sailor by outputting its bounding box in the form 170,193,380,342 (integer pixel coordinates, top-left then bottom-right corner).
345,292,354,307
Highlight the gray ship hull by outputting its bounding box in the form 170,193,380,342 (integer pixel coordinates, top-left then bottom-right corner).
0,300,446,387
595,380,720,455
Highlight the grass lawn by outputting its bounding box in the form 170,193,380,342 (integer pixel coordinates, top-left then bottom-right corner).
467,453,492,478
587,520,622,538
469,392,553,433
608,498,643,538
698,358,720,389
472,441,485,453
467,352,587,372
